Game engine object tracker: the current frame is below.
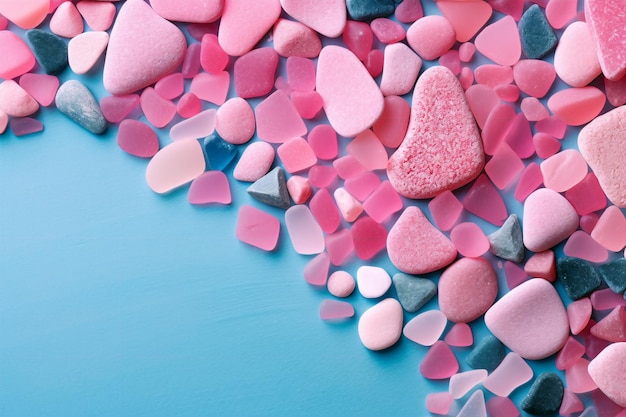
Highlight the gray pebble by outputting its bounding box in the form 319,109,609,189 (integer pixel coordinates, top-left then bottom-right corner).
392,273,436,313
55,80,107,134
247,166,291,209
488,214,524,262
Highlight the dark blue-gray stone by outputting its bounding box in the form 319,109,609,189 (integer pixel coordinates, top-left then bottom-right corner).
26,29,68,75
518,4,557,59
466,335,505,372
55,80,107,134
346,0,395,21
392,273,437,313
247,167,290,209
521,373,564,416
598,258,626,294
557,257,602,300
488,214,524,262
203,133,237,170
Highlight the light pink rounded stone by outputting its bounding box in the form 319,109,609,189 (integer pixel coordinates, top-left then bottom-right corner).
588,342,626,407
215,97,255,145
327,271,355,298
485,278,569,360
68,31,109,75
554,21,602,88
513,59,556,98
149,0,223,23
0,80,39,117
548,86,606,126
233,141,275,182
380,42,422,96
356,265,392,299
474,15,521,66
145,139,206,194
540,149,588,193
406,15,456,60
273,18,322,58
320,300,354,320
523,188,579,252
449,223,490,258
285,205,324,255
0,30,36,80
358,298,403,351
49,1,83,38
218,0,281,56
76,1,117,31
280,0,346,38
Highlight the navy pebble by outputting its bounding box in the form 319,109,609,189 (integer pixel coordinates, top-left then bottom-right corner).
598,258,626,294
466,334,505,372
26,29,68,75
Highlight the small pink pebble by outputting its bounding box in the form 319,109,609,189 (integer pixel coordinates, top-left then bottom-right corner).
524,250,556,282
426,392,454,415
342,20,373,62
19,73,59,107
309,188,341,234
145,139,206,193
370,18,405,44
406,15,456,60
49,1,83,38
307,125,338,161
117,119,159,158
554,21,602,87
364,50,384,80
346,130,387,171
580,213,600,234
437,0,492,43
10,117,43,136
495,84,520,102
188,171,231,205
0,0,48,29
351,216,387,260
344,171,380,201
236,205,280,251
486,397,520,417
474,15,521,66
428,190,463,232
0,80,39,118
465,84,500,129
308,165,337,189
333,155,366,180
327,270,355,298
189,71,230,105
567,298,593,335
535,116,567,139
474,64,513,88
215,97,255,145
255,90,307,143
545,0,577,29
277,137,317,174
503,113,534,159
444,322,473,347
560,390,585,416
290,91,323,119
521,97,549,122
149,0,223,24
566,358,598,394
280,0,346,38
449,369,488,399
395,0,423,24
217,0,281,56
504,261,528,290
200,34,228,75
234,47,279,99
540,149,588,192
591,306,626,342
482,353,533,396
68,31,109,75
588,342,626,407
605,76,626,107
556,336,587,370
154,73,184,100
286,175,311,205
591,205,626,252
403,310,447,346
513,59,556,98
100,94,140,124
380,42,422,96
548,87,606,126
459,42,476,62
591,288,626,311
303,253,330,286
333,187,363,223
419,341,459,380
286,57,316,93
273,18,321,58
362,181,403,223
182,43,201,79
564,231,609,262
585,0,626,81
285,205,324,255
358,298,403,351
320,300,354,321
0,31,36,80
356,265,391,299
140,87,176,129
438,50,461,75
514,162,543,202
176,93,202,119
460,69,473,92
325,229,354,266
372,95,411,149
485,143,524,190
449,223,490,258
533,133,560,159
462,174,508,226
76,1,116,31
233,141,274,182
170,109,216,141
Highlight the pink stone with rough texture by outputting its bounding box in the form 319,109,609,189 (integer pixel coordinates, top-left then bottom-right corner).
343,20,374,61
50,1,83,38
351,216,388,260
344,171,380,201
189,72,230,105
592,206,626,252
514,162,543,202
540,149,588,192
170,109,216,142
548,87,606,126
0,80,39,117
303,253,330,286
309,188,341,234
334,188,363,222
554,22,602,87
215,97,255,145
524,250,556,282
387,206,457,274
523,188,579,252
474,15,521,66
591,306,626,342
280,0,346,38
327,270,355,297
426,393,454,415
462,174,508,226
450,223,490,258
346,130,387,171
77,1,116,31
145,139,205,194
358,298,403,351
0,31,36,80
200,34,228,75
380,43,422,96
521,97,549,121
406,15,455,60
308,165,337,189
588,342,626,406
445,323,473,347
403,310,447,346
564,231,609,263
255,90,307,143
0,0,48,29
149,0,223,23
371,18,405,44
325,229,354,266
273,18,322,58
482,352,533,396
188,171,231,205
419,341,458,380
19,74,59,107
486,397,520,417
465,84,500,129
428,190,463,232
591,289,626,311
140,87,176,129
356,265,391,298
320,300,354,320
485,143,524,190
436,0,492,42
277,137,317,174
567,358,598,394
68,31,109,75
285,205,324,255
236,205,280,251
568,298,592,335
117,119,159,158
233,141,274,182
286,176,311,205
585,0,626,80
308,125,337,161
513,59,556,98
154,73,184,100
474,65,513,88
176,93,201,119
373,96,411,149
234,48,279,99
449,369,488,399
218,0,281,56
362,181,402,223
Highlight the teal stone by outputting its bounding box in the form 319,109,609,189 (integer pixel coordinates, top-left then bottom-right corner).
518,4,557,59
247,167,291,209
488,214,524,263
466,335,505,372
598,258,626,294
26,29,68,75
346,0,396,21
392,273,437,313
202,133,237,171
557,257,602,300
521,373,564,416
55,80,107,134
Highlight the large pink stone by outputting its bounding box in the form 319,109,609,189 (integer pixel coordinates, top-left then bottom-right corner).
547,87,606,126
474,15,521,66
0,0,48,29
554,22,602,87
585,0,626,80
0,31,36,80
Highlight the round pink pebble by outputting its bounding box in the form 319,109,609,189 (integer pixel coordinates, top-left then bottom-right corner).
548,86,606,126
523,188,579,252
145,139,206,194
364,49,384,78
216,97,255,145
68,31,109,75
449,223,490,258
285,205,325,255
149,0,223,23
236,205,280,251
176,93,202,119
485,278,569,360
327,271,355,298
0,80,39,118
49,1,83,38
233,141,275,182
589,342,626,405
19,73,60,107
545,0,577,29
459,42,476,63
188,170,231,205
474,15,521,66
217,0,281,56
319,299,354,321
117,119,160,158
0,31,36,80
540,149,588,192
438,258,498,323
513,59,556,98
445,322,473,347
280,0,346,38
406,15,456,60
554,21,602,88
370,18,405,44
358,298,403,351
76,1,116,31
273,18,321,58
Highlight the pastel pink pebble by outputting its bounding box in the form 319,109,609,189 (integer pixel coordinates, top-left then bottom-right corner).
0,15,6,30
234,48,279,99
514,162,543,202
308,165,337,189
524,250,556,282
0,80,39,118
316,45,384,138
364,49,384,78
449,369,488,399
218,0,280,56
521,97,549,121
307,125,337,160
334,187,363,222
320,299,354,320
474,15,521,66
591,288,626,311
188,171,231,205
170,109,216,141
309,188,341,234
273,18,321,58
474,64,513,88
540,149,588,192
117,119,159,158
10,117,43,136
419,341,459,380
346,130,387,171
486,397,520,417
325,229,354,266
504,261,528,290
285,57,315,93
444,322,473,347
362,181,402,223
351,216,388,260
485,143,524,190
403,310,447,346
154,73,184,101
566,358,598,394
548,87,606,126
255,90,307,143
503,113,534,159
560,390,585,416
76,1,116,31
145,139,206,194
140,87,176,129
496,83,520,101
406,15,455,60
395,0,423,24
372,95,411,149
536,116,567,139
276,137,317,174
0,0,48,29
356,265,391,298
303,253,330,286
291,91,323,119
344,171,380,201
333,155,366,180
567,298,593,335
426,392,454,415
523,188,579,252
380,42,422,96
198,34,227,75
533,133,560,159
19,73,59,107
236,205,280,251
233,141,274,182
459,42,476,63
0,31,36,80
387,206,457,274
189,72,229,105
327,271,355,298
438,50,461,75
285,205,324,255
465,84,500,130
554,22,602,87
462,174,508,226
483,352,533,396
564,231,609,263
428,190,463,232
585,0,626,80
358,298,403,351
215,98,255,145
100,94,139,124
176,93,202,119
589,342,626,406
605,76,626,107
513,59,556,98
342,20,373,62
449,223,490,258
593,388,626,417
592,206,626,252
50,1,83,38
591,306,626,342
0,110,7,134
286,176,311,205
437,0,492,42
545,0,577,29
370,18,405,44
68,31,109,75
485,278,569,360
149,0,223,23
279,0,346,38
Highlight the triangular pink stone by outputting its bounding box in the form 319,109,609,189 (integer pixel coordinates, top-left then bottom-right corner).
585,0,626,80
280,0,346,38
419,341,459,380
437,0,492,42
590,306,626,342
474,15,521,66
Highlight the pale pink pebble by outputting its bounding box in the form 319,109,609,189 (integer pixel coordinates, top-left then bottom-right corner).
303,252,330,286
403,310,447,346
170,109,216,141
449,223,489,258
444,323,473,347
591,306,626,342
495,84,520,102
320,299,354,320
277,137,317,174
215,97,255,145
486,397,520,417
387,206,457,274
554,22,602,87
189,71,230,106
504,113,535,159
316,45,384,138
199,34,228,75
188,22,219,41
449,369,488,400
188,171,231,205
485,143,524,190
149,0,223,23
0,0,48,29
380,42,422,96
462,174,508,226
567,358,598,394
459,394,489,417
291,91,323,119
465,84,500,129
356,265,391,299
420,341,459,380
524,250,556,282
585,324,613,359
591,288,626,311
176,93,201,119
76,1,116,31
145,139,206,193
567,298,593,335
521,97,549,121
140,87,176,129
438,50,461,75
485,278,569,359
581,213,600,234
67,31,109,75
362,181,403,223
482,352,533,396
474,15,521,66
428,190,463,232
372,95,410,149
514,162,543,202
548,86,606,126
234,47,279,99
351,216,388,260
426,392,454,415
395,0,423,24
117,119,159,158
279,0,346,38
358,298,403,351
533,132,560,159
286,57,316,92
255,90,307,143
437,0,492,43
459,42,476,63
504,261,528,289
535,116,567,139
540,149,588,192
0,110,7,134
308,165,337,189
325,229,354,266
333,155,366,180
364,49,384,78
474,65,512,88
605,76,626,107
10,117,43,136
154,73,184,101
556,336,587,370
285,205,324,255
342,20,373,62
18,74,59,107
0,31,36,80
564,231,609,263
49,1,84,38
235,205,280,251
334,187,363,222
218,0,280,56
545,0,577,29
592,206,626,252
182,43,201,79
327,270,355,297
560,389,585,416
370,18,405,44
344,171,380,202
585,0,626,81
513,59,556,98
286,176,311,205
481,103,516,155
273,18,322,58
406,15,455,60
309,188,341,234
346,130,387,171
459,67,474,90
307,125,337,161
233,141,275,182
523,188,579,252
0,80,39,118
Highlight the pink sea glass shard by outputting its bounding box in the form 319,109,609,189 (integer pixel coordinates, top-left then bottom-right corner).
585,0,626,80
483,352,533,397
495,84,520,102
308,165,337,189
176,93,202,119
450,222,489,258
236,205,280,251
567,298,593,335
234,47,279,99
591,288,626,311
465,84,501,130
521,97,549,121
286,57,316,92
591,306,626,342
286,176,312,205
524,250,556,282
370,18,405,44
182,43,201,79
277,137,317,174
474,64,513,88
560,389,585,416
0,31,36,80
426,392,454,415
534,133,561,159
486,397,520,417
344,171,381,202
395,0,424,24
591,389,626,417
320,299,354,320
535,116,567,139
145,139,205,193
10,117,43,136
459,42,476,63
438,50,461,75
485,143,524,190
481,103,516,156
334,188,363,223
419,341,459,380
188,171,231,205
462,174,508,226
488,0,524,21
548,87,606,126
605,76,626,107
255,90,307,144
556,336,586,370
200,34,228,75
372,95,411,149
504,261,528,289
436,0,492,43
76,1,116,31
117,119,159,158
449,369,488,400
564,231,609,263
342,20,373,62
0,0,48,29
364,48,384,78
504,113,534,159
351,216,388,260
154,73,184,100
303,253,330,286
333,155,366,180
325,229,354,266
189,71,230,105
346,130,387,171
188,22,219,41
591,206,626,252
580,214,600,234
514,162,543,202
541,149,588,192
474,15,521,66
307,125,338,161
100,94,140,124
285,205,325,255
428,190,463,232
444,322,473,347
309,188,341,234
403,310,447,346
291,91,323,119
140,87,177,129
362,181,403,224
19,73,59,107
566,358,598,393
169,109,216,141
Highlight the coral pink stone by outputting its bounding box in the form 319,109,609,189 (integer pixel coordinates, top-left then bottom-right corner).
462,174,508,226
303,253,330,286
449,223,490,258
145,139,206,194
513,59,556,98
524,250,556,282
140,87,177,129
273,18,322,58
465,84,500,129
327,270,355,297
591,206,626,252
189,71,230,105
548,87,606,126
585,0,626,80
100,94,139,124
540,149,588,192
217,0,281,56
19,73,59,107
49,1,83,38
403,310,447,346
362,181,403,223
358,298,403,351
76,1,116,31
0,31,36,80
419,341,459,380
188,171,231,205
372,95,411,149
0,0,48,29
351,216,388,260
280,0,346,38
428,190,463,232
309,188,341,234
483,353,533,396
325,229,355,266
588,342,626,407
459,42,476,62
344,171,381,201
436,0,492,43
444,322,473,347
514,162,543,202
255,90,307,143
285,205,325,255
307,125,338,161
566,358,598,394
342,20,373,61
234,47,279,99
320,300,354,320
308,165,337,189
474,15,521,66
554,21,602,87
176,93,202,119
485,143,524,190
406,15,456,60
564,231,609,263
117,119,159,158
521,97,549,121
286,176,312,205
215,97,255,145
370,18,405,44
149,0,223,23
277,137,317,174
236,205,280,251
567,298,593,335
233,141,275,182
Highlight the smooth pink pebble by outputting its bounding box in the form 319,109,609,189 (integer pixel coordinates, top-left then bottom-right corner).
188,171,231,205
19,73,59,107
145,139,206,193
117,119,159,158
236,205,280,251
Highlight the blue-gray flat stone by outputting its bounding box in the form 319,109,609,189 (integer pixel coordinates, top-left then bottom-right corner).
247,166,290,209
598,258,626,294
346,0,395,21
26,29,68,75
392,273,437,313
521,373,564,416
488,214,524,262
55,80,107,134
466,334,505,372
518,4,557,59
557,257,602,300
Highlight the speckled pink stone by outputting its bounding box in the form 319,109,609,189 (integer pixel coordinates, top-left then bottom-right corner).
273,18,322,58
588,342,626,407
215,97,255,145
358,298,403,351
380,43,422,96
483,353,533,397
149,0,223,23
585,0,626,81
233,141,275,182
523,188,579,252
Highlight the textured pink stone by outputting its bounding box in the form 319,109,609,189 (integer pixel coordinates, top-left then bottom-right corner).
449,223,489,258
307,125,337,161
358,298,403,351
428,190,463,232
145,139,206,194
444,322,473,347
540,149,588,192
150,0,223,23
325,229,354,266
560,390,585,416
233,141,275,182
215,97,255,145
303,253,330,286
486,397,520,417
403,310,447,346
548,87,606,126
419,341,459,380
504,261,528,290
591,288,626,311
333,188,363,223
308,165,337,189
566,358,598,394
286,176,311,205
117,119,159,158
277,137,317,174
591,206,626,252
291,91,323,119
591,306,626,342
465,84,500,129
462,174,508,226
236,205,280,251
387,206,457,274
273,18,322,58
556,336,587,370
327,270,355,297
370,18,405,44
100,94,139,124
449,370,488,399
513,59,556,98
521,97,549,122
485,143,524,190
426,392,454,416
0,80,39,118
50,1,83,38
362,181,403,223
585,0,626,80
483,352,533,396
564,231,609,263
567,298,593,335
351,216,388,260
372,96,411,149
342,20,373,61
286,57,316,92
140,87,176,129
481,103,516,156
309,188,341,234
524,250,556,282
76,1,116,31
285,205,324,255
406,15,456,60
10,117,43,136
554,22,602,87
189,71,230,105
320,299,354,320
188,171,231,205
380,43,422,96
533,133,561,159
588,342,626,407
154,73,184,100
605,76,626,107
68,31,109,75
535,116,567,139
436,0,492,43
344,171,381,202
356,265,391,298
176,93,202,119
217,0,280,56
395,0,424,24
474,65,513,88
474,15,521,66
346,130,387,171
170,109,216,141
514,162,543,202
333,155,366,180
0,31,36,80
280,0,346,38
0,0,48,29
255,90,307,143
19,74,59,107
234,48,279,99
545,0,577,29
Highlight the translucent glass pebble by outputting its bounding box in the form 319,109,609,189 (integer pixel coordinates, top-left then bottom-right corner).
591,206,626,252
444,323,473,347
449,369,488,400
346,129,388,171
486,397,520,417
474,15,521,66
170,109,216,141
342,20,373,61
504,261,528,289
176,93,202,119
200,34,228,75
234,47,279,99
303,253,330,286
18,73,59,107
482,352,533,397
325,229,354,266
307,125,338,161
362,181,403,223
189,71,230,105
188,171,231,205
100,94,140,123
450,222,489,258
203,134,237,171
563,231,609,263
419,341,459,380
372,95,411,149
344,171,381,202
117,119,160,158
286,57,316,92
140,87,177,129
403,310,447,346
566,358,598,393
484,143,524,190
277,137,317,174
10,117,43,136
145,139,206,194
320,300,354,321
154,73,184,100
356,265,392,299
514,162,543,202
309,188,341,234
428,190,463,232
567,298,593,335
235,205,280,251
290,91,323,119
426,392,454,416
285,205,325,255
556,336,586,370
351,216,387,260
462,174,508,226
255,90,307,143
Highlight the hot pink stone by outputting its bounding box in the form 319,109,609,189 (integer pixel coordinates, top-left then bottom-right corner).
465,84,500,129
362,181,403,223
351,216,387,260
182,43,201,78
333,155,366,180
236,205,280,251
273,18,322,58
370,18,405,44
176,93,202,119
524,250,556,282
327,270,355,297
170,109,216,141
307,125,337,161
514,162,543,202
419,341,459,380
10,117,43,136
215,97,255,145
521,97,549,121
406,15,456,60
346,129,387,171
403,310,447,346
482,352,533,396
588,342,626,407
554,22,602,87
428,190,463,232
320,300,354,320
533,133,561,159
485,143,524,190
0,15,6,30
291,91,323,119
303,253,330,286
0,80,39,117
548,87,606,126
286,175,311,205
50,1,83,38
344,171,381,201
187,22,219,41
564,231,609,263
140,87,176,129
149,0,223,23
444,322,473,347
462,174,508,226
523,188,579,252
372,95,411,149
540,149,588,192
567,358,598,394
380,42,422,96
481,103,516,156
358,298,403,351
199,34,228,75
0,31,36,80
76,1,116,31
234,47,279,99
560,390,585,416
436,0,492,43
556,336,586,370
188,171,231,205
280,0,346,38
513,59,556,98
333,188,363,223
255,90,307,143
395,0,424,24
591,206,626,252
342,20,373,62
364,51,383,81
154,73,184,100
285,205,324,255
504,261,528,290
309,188,341,234
486,397,520,417
233,141,275,182
308,165,337,189
19,73,59,107
591,288,626,311
488,0,524,20
474,15,521,66
217,0,281,56
145,139,206,193
426,392,454,415
567,298,593,335
585,0,626,80
605,76,626,107
535,116,567,139
286,57,316,92
117,119,159,158
189,71,230,105
277,137,317,174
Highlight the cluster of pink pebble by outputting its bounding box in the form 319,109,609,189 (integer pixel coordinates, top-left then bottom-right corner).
3,0,626,416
